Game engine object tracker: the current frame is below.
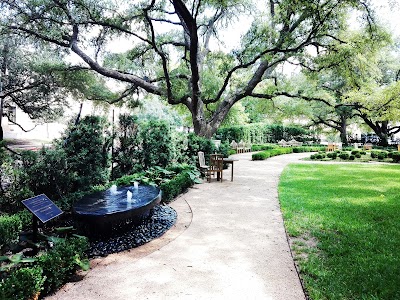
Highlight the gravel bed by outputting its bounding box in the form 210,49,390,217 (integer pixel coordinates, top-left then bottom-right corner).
87,205,177,258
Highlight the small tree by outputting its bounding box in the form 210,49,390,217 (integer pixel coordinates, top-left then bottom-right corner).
139,120,173,170
113,114,140,179
61,115,111,189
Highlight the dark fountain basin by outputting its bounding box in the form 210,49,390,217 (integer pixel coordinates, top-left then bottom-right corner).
73,185,162,236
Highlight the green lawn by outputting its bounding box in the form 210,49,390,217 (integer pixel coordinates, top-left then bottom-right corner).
279,164,400,300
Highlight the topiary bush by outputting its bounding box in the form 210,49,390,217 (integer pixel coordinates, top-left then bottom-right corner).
349,155,355,160
355,153,362,158
339,153,350,160
326,152,337,159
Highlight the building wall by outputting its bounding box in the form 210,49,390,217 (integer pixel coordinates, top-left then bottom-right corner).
2,101,126,142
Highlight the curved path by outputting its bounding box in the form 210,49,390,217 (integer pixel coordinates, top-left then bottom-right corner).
48,152,309,300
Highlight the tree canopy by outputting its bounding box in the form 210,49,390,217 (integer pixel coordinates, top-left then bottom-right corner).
0,0,379,137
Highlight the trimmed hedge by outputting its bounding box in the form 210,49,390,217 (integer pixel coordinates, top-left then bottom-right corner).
252,146,323,161
251,144,279,151
216,123,313,144
252,147,293,160
160,171,193,203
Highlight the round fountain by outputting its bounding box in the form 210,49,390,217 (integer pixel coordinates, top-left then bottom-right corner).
73,184,162,236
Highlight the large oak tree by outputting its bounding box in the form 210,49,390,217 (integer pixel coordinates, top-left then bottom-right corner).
0,0,376,137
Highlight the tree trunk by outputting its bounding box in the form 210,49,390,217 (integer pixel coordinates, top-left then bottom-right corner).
361,116,390,146
339,116,348,146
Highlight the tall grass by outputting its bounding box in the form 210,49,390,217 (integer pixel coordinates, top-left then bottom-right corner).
279,164,400,300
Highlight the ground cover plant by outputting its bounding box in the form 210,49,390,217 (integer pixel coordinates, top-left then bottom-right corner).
279,164,400,299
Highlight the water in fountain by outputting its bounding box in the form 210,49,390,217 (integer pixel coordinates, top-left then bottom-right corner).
110,184,118,195
127,190,133,203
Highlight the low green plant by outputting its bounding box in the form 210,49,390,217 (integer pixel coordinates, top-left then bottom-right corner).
292,146,325,153
326,152,337,159
38,236,89,295
0,253,36,271
251,144,278,151
392,152,400,163
339,153,350,160
355,153,362,158
315,154,323,159
0,214,22,249
349,155,355,160
0,266,45,300
160,171,193,203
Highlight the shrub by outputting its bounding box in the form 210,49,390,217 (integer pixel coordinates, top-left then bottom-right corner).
310,154,316,160
315,154,323,159
252,147,293,161
339,153,350,160
355,153,362,158
61,115,111,191
160,171,194,203
113,114,141,178
371,151,379,158
19,148,74,201
326,152,337,159
0,266,45,300
252,152,270,160
377,153,385,160
0,214,22,249
139,120,173,170
392,152,400,163
184,133,216,166
38,236,89,295
251,144,278,151
360,151,367,155
349,155,355,160
216,123,313,144
351,150,360,155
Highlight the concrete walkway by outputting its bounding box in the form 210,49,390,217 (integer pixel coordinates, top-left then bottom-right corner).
48,152,309,300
